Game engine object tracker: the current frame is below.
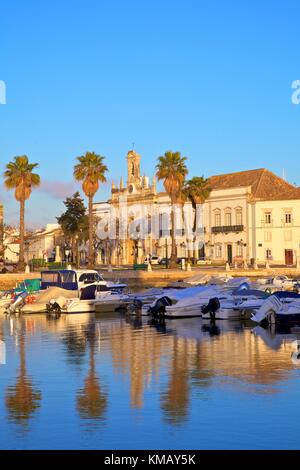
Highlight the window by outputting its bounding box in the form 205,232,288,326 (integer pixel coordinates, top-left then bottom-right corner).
264,231,272,242
284,230,292,242
266,249,272,260
159,213,169,237
215,211,221,227
236,243,243,257
285,212,292,225
215,244,222,258
265,212,272,225
78,273,100,283
236,209,243,226
225,211,232,226
147,215,152,234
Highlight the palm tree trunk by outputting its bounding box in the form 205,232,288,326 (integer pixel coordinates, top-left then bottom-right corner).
88,196,94,268
18,198,25,271
170,204,177,267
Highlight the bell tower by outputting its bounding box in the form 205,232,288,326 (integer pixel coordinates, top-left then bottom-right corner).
127,150,141,187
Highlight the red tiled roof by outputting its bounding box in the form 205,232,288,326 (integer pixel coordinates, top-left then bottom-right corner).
208,168,300,201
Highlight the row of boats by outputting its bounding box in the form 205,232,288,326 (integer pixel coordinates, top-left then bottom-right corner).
1,269,300,326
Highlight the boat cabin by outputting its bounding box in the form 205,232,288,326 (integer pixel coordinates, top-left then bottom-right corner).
41,270,104,291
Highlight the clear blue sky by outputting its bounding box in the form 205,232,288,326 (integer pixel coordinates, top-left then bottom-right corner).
0,0,300,228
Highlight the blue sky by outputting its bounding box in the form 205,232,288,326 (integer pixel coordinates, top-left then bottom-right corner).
0,0,300,228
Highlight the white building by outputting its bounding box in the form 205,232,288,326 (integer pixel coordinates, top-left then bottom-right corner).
25,224,62,263
93,152,300,266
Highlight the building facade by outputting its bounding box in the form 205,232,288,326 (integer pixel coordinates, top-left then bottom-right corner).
94,151,300,266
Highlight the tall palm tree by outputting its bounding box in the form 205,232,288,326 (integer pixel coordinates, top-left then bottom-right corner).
183,176,211,262
156,151,188,266
74,152,108,268
4,156,40,271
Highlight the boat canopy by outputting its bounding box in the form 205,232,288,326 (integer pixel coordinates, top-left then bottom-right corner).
41,270,78,291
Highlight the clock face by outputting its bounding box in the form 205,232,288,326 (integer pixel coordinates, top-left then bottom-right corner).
128,184,134,194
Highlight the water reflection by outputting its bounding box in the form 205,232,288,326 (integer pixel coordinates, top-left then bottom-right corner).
1,313,300,447
5,320,41,430
76,322,107,422
161,337,190,425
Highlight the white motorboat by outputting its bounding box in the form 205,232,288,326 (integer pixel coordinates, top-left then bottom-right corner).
145,280,267,320
251,292,300,325
47,288,130,314
201,289,270,320
142,286,213,317
256,275,296,291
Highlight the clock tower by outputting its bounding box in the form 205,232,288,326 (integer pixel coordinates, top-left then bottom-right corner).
127,150,141,189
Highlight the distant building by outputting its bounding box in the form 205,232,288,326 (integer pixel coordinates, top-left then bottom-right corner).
94,151,300,266
0,203,3,262
3,228,20,264
25,224,63,263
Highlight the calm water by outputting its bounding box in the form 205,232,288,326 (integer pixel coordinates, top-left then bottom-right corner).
1,312,300,450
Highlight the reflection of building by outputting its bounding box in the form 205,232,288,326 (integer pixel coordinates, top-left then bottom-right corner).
4,315,299,428
94,151,300,265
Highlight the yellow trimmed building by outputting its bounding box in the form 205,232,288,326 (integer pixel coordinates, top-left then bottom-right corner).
92,151,300,266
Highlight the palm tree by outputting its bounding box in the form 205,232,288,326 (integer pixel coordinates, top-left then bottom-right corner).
4,156,40,271
183,176,211,261
74,152,108,268
156,151,188,266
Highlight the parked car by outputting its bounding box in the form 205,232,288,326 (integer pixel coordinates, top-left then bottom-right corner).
159,258,171,266
150,255,160,265
144,255,161,265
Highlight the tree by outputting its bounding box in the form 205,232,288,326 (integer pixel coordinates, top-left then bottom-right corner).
156,151,188,266
183,176,211,261
57,192,89,267
74,152,108,268
3,156,40,271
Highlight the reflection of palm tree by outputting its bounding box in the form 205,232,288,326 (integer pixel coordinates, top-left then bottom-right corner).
161,338,189,425
61,329,87,367
6,325,41,426
190,343,214,389
77,326,107,420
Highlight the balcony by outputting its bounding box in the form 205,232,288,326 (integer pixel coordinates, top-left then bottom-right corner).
212,225,244,234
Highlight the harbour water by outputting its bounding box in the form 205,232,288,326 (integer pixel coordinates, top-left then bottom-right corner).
1,312,300,450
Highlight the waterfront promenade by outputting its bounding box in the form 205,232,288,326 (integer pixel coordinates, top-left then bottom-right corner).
1,266,300,290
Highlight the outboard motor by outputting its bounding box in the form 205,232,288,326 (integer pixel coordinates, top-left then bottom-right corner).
46,299,62,314
201,297,221,320
6,291,27,315
149,296,172,319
